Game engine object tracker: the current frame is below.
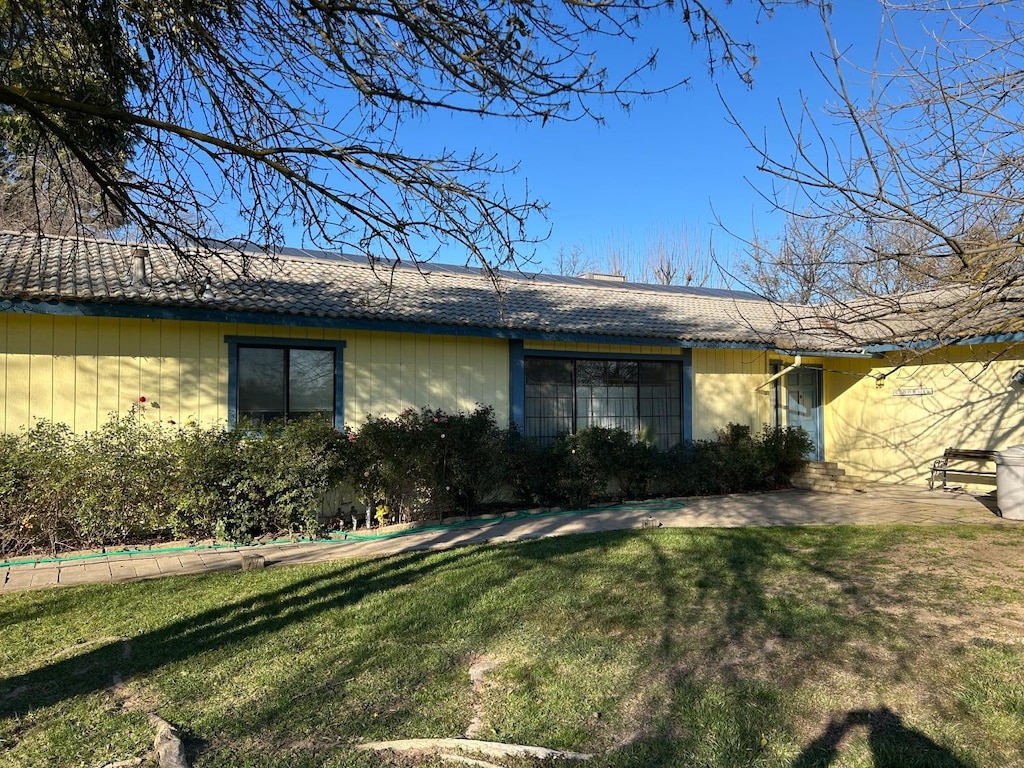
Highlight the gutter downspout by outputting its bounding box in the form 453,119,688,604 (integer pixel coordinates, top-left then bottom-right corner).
755,355,801,391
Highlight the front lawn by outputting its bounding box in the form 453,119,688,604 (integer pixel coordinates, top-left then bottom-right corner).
2,525,1024,767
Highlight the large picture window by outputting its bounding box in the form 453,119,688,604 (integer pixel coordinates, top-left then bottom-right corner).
227,337,345,427
524,357,682,449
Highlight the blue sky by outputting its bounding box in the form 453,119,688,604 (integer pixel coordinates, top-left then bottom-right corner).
251,3,955,283
394,2,905,280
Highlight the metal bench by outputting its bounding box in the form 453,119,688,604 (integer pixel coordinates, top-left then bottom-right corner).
929,448,997,490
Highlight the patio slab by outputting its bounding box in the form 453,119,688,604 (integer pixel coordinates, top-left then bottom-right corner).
0,484,1010,594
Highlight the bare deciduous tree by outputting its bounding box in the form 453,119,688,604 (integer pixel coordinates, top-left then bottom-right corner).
0,152,124,235
556,224,721,286
642,226,719,286
733,1,1024,342
741,212,943,304
0,0,813,278
555,243,595,278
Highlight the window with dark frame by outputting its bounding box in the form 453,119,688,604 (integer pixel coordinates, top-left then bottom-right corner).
524,357,682,449
237,345,335,424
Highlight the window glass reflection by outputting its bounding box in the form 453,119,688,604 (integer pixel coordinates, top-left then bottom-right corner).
524,357,682,448
238,347,286,421
237,345,335,424
289,349,334,415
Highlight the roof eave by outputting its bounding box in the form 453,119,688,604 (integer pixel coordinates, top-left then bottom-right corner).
3,295,860,351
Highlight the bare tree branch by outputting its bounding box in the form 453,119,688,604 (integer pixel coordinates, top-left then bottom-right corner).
555,223,722,286
0,0,815,276
730,1,1024,346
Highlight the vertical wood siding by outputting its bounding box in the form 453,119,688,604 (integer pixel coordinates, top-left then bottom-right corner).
0,314,511,433
824,344,1024,486
690,348,770,440
345,331,509,423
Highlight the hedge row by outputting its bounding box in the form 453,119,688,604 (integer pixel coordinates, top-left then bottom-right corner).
0,406,812,557
0,410,345,557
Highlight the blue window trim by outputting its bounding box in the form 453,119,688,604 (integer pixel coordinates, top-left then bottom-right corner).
812,366,825,462
682,349,693,443
522,349,686,362
225,335,346,428
509,340,525,431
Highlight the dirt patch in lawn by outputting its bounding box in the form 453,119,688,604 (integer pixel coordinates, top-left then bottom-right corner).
881,532,1024,644
669,528,1024,690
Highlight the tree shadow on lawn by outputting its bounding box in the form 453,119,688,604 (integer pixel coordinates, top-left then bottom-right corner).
0,548,463,720
0,526,988,764
0,587,87,631
623,527,923,680
509,527,978,766
600,705,975,768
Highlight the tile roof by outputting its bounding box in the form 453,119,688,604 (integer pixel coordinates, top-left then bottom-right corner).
11,230,1009,353
772,285,1024,351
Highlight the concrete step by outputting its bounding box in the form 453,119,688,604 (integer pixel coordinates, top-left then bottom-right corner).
793,465,847,479
792,461,866,494
791,477,865,494
805,460,841,471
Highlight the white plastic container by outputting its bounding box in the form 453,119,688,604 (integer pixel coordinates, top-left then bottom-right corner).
995,446,1024,520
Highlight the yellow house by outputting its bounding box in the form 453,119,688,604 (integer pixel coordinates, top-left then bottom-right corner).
2,230,1022,488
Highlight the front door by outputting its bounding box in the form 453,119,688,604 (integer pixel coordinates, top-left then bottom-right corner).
780,368,823,460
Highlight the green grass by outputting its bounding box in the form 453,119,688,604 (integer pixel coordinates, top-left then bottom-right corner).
2,524,1024,767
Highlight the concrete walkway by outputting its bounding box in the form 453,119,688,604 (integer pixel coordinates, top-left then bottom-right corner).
1,484,1012,594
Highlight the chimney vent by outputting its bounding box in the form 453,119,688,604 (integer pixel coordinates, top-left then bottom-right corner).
130,246,149,287
581,272,627,283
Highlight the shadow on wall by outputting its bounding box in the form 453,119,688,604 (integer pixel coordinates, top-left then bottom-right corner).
791,706,971,768
826,345,1024,485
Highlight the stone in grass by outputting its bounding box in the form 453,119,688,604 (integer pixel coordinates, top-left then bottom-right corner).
151,715,190,768
240,553,266,571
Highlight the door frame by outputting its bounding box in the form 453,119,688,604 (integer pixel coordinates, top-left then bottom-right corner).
771,362,824,461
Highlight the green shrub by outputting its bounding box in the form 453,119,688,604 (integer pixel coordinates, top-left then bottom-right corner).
0,422,79,556
0,410,172,555
344,405,506,522
345,409,428,522
501,430,562,506
163,423,243,539
711,422,770,492
548,426,654,508
0,433,25,557
759,424,814,486
0,408,815,557
214,417,347,543
651,423,812,497
160,415,348,544
548,432,602,509
653,440,722,497
68,408,173,547
505,422,807,510
422,406,505,518
0,411,351,554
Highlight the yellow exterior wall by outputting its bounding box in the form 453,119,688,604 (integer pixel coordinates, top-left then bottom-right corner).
690,348,772,440
0,313,510,433
346,330,508,423
824,343,1024,486
10,308,1022,487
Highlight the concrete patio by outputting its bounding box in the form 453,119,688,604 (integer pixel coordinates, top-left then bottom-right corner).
0,484,1010,594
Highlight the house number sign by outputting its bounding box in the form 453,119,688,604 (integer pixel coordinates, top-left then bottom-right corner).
893,387,933,397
